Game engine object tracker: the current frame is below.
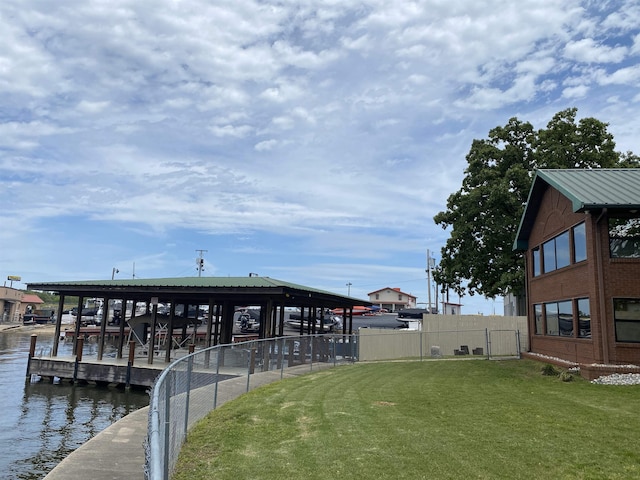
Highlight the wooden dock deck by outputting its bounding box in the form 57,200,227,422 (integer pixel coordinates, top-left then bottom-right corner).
27,353,246,388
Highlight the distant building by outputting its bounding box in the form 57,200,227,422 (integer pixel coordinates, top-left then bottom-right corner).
514,169,640,365
443,301,462,315
0,289,44,322
368,287,416,312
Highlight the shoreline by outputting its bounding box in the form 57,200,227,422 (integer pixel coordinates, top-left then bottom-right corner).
0,323,60,334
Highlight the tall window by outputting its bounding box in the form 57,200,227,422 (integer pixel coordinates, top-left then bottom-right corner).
573,222,587,262
609,216,640,258
614,299,640,343
555,232,570,269
543,239,556,273
545,303,559,336
534,304,543,335
532,248,541,276
577,298,590,338
558,300,573,336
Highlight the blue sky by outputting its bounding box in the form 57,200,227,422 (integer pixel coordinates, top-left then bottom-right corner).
2,1,639,315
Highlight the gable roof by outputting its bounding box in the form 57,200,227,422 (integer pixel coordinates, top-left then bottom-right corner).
514,168,640,250
22,294,44,304
367,287,416,299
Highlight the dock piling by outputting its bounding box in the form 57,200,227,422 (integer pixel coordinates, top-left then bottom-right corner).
126,340,136,388
26,334,37,377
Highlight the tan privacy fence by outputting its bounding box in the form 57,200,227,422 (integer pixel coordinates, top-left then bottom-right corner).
358,315,528,361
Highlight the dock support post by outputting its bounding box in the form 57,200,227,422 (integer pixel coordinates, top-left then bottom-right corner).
26,334,37,377
126,340,136,388
73,337,84,383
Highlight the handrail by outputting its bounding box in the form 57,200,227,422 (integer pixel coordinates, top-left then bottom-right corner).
145,333,358,480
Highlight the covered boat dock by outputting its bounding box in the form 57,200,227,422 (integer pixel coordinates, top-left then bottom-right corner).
25,276,369,383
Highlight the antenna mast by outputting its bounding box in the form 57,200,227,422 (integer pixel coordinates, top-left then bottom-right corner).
196,249,208,277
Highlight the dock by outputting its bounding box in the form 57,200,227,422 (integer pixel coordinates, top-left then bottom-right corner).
26,330,260,388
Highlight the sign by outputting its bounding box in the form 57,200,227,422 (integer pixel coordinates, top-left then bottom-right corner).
7,275,21,281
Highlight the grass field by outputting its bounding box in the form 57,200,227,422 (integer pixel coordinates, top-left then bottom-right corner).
173,359,640,479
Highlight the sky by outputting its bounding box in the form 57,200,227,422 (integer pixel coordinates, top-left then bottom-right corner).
2,1,640,315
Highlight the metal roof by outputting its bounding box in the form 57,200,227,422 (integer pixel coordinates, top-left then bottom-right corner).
25,276,370,307
514,168,640,250
535,169,640,210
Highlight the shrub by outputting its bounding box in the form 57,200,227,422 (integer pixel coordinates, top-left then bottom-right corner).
559,371,574,382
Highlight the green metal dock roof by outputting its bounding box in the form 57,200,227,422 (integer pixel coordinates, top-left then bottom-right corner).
26,276,370,308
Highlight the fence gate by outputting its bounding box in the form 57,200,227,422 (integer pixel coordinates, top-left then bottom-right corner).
487,329,521,359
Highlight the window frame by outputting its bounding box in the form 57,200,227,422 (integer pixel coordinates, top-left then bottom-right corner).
614,298,640,343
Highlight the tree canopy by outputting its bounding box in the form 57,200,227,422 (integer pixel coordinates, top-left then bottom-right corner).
433,108,640,299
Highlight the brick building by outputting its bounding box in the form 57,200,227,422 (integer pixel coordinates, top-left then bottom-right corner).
514,169,640,366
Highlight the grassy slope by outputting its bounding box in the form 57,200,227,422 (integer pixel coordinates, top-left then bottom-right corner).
174,360,640,480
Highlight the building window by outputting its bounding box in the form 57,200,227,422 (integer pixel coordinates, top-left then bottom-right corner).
558,300,573,336
534,304,543,335
532,248,541,277
545,303,559,336
543,239,556,273
614,299,640,343
375,294,379,300
609,216,640,258
537,298,589,339
543,232,570,272
577,298,590,338
535,223,586,275
573,222,586,263
398,294,402,301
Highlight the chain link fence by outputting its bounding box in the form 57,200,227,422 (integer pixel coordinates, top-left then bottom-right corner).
357,328,522,361
145,327,521,480
145,334,358,480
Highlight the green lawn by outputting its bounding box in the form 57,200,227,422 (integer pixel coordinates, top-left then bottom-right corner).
173,360,640,480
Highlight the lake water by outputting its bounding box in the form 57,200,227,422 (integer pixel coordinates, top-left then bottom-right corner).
0,329,149,480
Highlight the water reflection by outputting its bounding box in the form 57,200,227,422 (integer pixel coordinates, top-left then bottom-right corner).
0,331,149,480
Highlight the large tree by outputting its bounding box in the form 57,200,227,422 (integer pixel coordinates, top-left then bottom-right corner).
433,108,640,299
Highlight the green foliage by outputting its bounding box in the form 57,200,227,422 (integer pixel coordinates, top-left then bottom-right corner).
559,371,574,382
174,360,640,480
541,363,559,376
434,108,639,298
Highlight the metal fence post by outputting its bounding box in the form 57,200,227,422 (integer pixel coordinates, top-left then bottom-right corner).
163,371,171,480
280,337,285,379
213,346,221,410
246,349,252,392
183,355,193,438
486,328,491,359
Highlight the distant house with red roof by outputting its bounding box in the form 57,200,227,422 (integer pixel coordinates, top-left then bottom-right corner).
368,287,416,312
22,294,44,313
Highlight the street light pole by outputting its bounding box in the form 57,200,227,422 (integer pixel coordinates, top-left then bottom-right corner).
346,282,352,296
111,267,119,280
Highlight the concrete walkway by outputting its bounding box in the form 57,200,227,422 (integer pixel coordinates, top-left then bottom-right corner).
44,362,335,480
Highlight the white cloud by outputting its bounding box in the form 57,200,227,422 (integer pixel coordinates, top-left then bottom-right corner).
1,0,640,312
564,38,628,63
562,84,589,99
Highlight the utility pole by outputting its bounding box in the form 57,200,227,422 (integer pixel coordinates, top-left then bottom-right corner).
426,249,435,313
196,249,208,277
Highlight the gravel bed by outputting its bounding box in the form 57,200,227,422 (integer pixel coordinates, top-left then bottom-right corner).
591,373,640,386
